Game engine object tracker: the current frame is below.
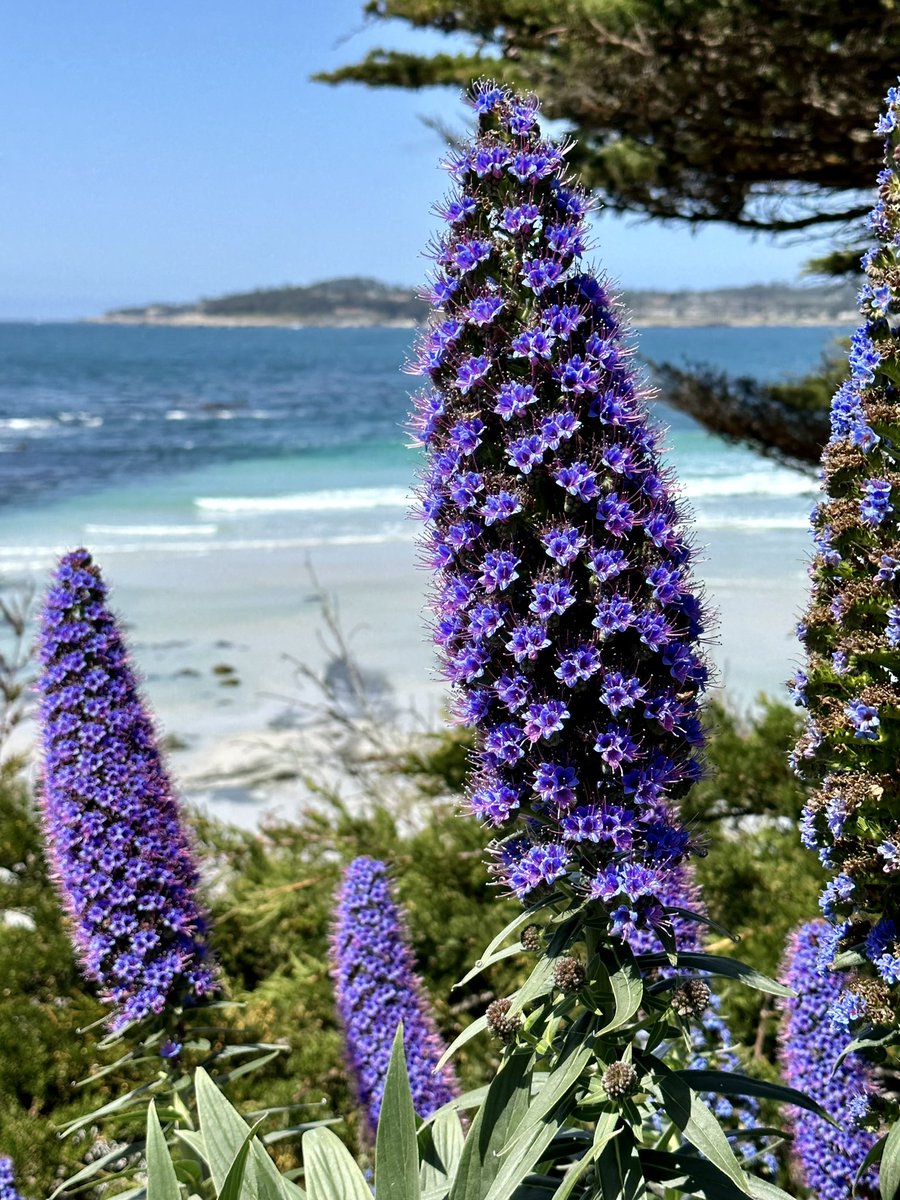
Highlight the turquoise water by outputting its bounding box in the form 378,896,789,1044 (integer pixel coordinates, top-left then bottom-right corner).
0,321,844,814
0,322,842,572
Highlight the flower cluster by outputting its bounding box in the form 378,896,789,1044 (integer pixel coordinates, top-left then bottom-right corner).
330,857,458,1134
793,82,900,999
0,1160,22,1200
37,549,216,1030
410,81,710,933
779,922,878,1200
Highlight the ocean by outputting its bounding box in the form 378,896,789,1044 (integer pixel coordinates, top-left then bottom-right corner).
0,322,835,562
0,322,842,824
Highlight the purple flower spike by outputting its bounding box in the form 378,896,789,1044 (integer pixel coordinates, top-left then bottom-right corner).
793,80,900,1013
779,922,879,1200
37,549,217,1031
409,81,710,933
0,1160,23,1200
330,857,458,1135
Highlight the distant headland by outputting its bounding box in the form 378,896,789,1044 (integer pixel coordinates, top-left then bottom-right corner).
95,276,858,329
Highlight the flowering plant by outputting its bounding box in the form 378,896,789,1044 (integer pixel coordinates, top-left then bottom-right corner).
779,921,878,1200
331,856,458,1135
793,82,900,1045
403,79,816,1200
410,81,709,932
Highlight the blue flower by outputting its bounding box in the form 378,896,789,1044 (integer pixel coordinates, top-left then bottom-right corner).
795,77,900,1024
0,1160,23,1200
859,478,892,527
410,81,710,933
844,699,880,741
779,922,879,1200
37,550,216,1031
331,857,458,1135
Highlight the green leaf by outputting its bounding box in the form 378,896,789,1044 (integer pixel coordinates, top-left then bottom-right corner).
553,1110,620,1200
675,1069,835,1124
834,1027,896,1067
854,1133,886,1193
658,1073,750,1195
454,943,524,989
220,1126,263,1200
434,1015,488,1073
196,1066,256,1190
598,1124,644,1200
745,1176,807,1200
596,944,643,1034
303,1127,373,1200
420,1086,490,1128
635,951,792,996
376,1027,421,1200
482,1093,576,1200
502,1042,592,1146
174,1129,207,1157
448,1051,532,1200
507,954,555,1017
475,1042,592,1200
147,1101,182,1200
420,1109,465,1198
432,1109,464,1178
480,901,558,961
881,1118,900,1200
663,905,738,943
217,1048,288,1086
194,1067,292,1200
830,948,866,970
59,1079,158,1136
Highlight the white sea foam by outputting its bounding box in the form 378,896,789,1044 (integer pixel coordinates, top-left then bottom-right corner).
0,530,414,563
694,514,809,532
682,471,814,500
165,410,189,421
195,486,411,515
0,417,55,432
58,411,103,427
85,523,219,537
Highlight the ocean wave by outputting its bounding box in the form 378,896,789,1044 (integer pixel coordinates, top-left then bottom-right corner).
84,523,219,537
695,514,809,531
682,470,814,500
58,411,103,427
195,486,411,515
0,530,414,563
0,417,55,432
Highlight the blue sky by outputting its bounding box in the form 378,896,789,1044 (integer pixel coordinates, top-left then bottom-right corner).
2,1,828,319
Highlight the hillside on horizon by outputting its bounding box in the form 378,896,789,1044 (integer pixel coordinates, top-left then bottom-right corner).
99,275,859,329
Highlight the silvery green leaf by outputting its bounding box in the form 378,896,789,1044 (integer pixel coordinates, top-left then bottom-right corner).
375,1027,421,1200
302,1128,373,1200
147,1100,181,1200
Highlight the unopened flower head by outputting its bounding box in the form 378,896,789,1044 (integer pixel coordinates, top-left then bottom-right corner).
779,922,878,1200
330,857,458,1135
37,549,216,1030
794,81,900,999
410,80,710,934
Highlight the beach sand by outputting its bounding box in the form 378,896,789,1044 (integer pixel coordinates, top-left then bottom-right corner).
4,520,809,829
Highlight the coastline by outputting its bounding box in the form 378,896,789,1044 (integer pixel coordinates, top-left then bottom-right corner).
88,312,856,330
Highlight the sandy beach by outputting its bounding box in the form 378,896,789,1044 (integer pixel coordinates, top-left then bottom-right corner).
3,516,810,830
